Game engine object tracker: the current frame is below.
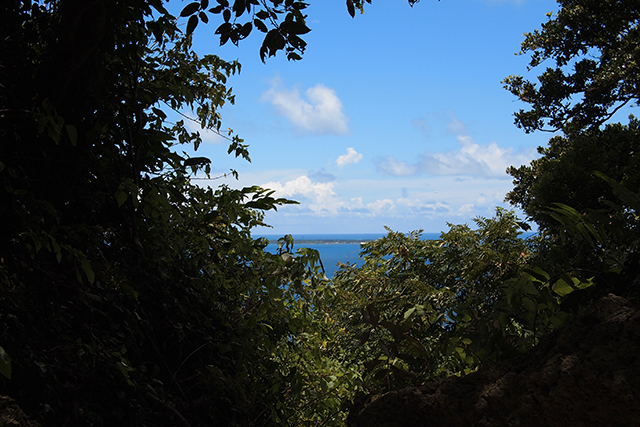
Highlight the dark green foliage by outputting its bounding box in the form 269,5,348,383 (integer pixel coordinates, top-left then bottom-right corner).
5,0,640,425
329,210,553,395
327,0,640,395
0,1,337,425
503,0,640,302
179,0,313,61
507,118,640,232
330,0,640,417
1,0,431,424
503,0,640,133
507,125,640,298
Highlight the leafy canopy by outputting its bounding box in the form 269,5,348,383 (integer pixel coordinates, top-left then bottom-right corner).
0,0,418,425
507,118,640,231
7,0,640,425
503,0,640,133
503,1,640,301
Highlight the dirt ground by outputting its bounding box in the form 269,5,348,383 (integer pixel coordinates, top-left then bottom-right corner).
0,396,40,427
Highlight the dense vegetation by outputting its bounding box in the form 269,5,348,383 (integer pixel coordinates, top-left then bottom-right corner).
1,0,639,425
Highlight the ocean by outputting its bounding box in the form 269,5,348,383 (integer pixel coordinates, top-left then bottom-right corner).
258,233,442,278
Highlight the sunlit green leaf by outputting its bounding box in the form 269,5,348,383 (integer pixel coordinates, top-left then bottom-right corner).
551,279,574,297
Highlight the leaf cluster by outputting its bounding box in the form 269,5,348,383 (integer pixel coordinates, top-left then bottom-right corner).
506,118,640,300
178,0,312,61
502,1,640,307
328,210,560,395
9,0,640,425
507,117,640,230
503,0,640,133
0,1,349,425
326,0,640,416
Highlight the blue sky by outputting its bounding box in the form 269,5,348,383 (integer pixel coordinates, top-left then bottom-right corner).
177,0,560,234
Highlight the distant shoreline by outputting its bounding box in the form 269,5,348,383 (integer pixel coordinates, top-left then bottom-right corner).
287,239,375,245
263,239,377,245
258,231,534,246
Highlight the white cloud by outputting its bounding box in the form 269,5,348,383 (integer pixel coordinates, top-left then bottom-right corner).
261,175,345,214
367,199,395,214
377,114,534,178
336,147,363,167
458,204,475,214
396,196,450,214
248,168,523,234
376,157,417,176
262,78,349,135
350,197,364,208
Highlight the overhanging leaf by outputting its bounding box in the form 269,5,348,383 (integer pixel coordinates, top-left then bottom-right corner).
186,14,199,35
552,279,573,297
184,156,211,167
595,171,640,213
80,258,95,284
115,190,127,207
65,124,78,146
346,0,355,18
180,2,200,17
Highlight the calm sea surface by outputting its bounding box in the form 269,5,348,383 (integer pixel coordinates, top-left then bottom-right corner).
257,233,441,278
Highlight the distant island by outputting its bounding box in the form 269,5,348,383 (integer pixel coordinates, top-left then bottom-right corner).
265,238,377,245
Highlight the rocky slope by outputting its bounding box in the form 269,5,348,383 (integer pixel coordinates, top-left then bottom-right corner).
0,396,40,427
348,294,640,427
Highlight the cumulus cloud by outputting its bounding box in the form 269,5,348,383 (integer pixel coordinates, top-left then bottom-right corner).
262,78,349,135
336,147,363,167
458,204,476,214
377,114,534,178
350,197,364,208
263,175,331,199
254,171,523,234
261,175,345,214
367,199,395,214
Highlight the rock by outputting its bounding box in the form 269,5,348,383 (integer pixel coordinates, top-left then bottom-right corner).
0,396,40,427
347,294,640,427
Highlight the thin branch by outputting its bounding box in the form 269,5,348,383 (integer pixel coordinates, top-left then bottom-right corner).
161,101,237,144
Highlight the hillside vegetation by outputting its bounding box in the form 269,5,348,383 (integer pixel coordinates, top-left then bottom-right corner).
1,0,639,425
